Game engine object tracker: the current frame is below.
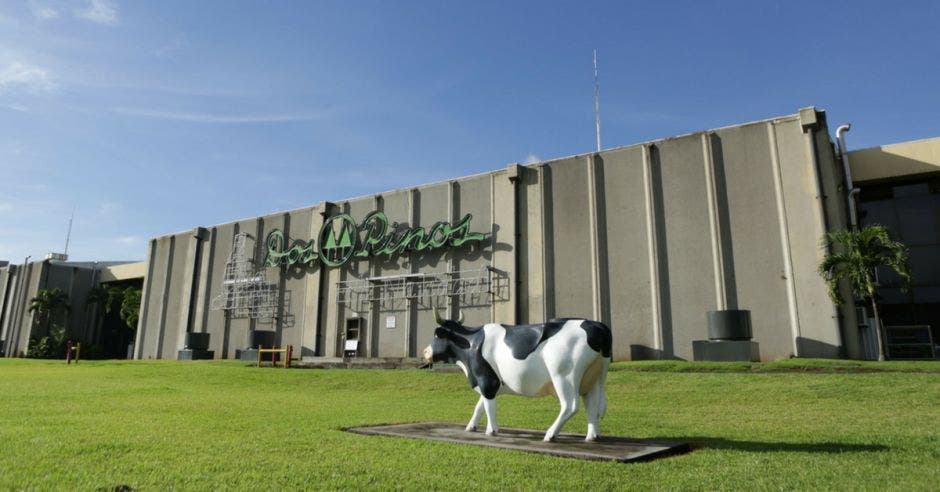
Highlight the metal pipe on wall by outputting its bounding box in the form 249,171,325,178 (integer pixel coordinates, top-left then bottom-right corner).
836,124,860,229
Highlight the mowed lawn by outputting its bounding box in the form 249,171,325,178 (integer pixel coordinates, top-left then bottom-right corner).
1,359,938,490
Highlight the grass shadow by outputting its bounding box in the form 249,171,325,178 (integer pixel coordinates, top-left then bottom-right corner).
655,436,889,453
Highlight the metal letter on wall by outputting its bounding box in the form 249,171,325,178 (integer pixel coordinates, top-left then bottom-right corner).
264,211,488,270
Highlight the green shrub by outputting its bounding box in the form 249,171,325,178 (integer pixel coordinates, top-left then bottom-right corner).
26,336,65,359
26,323,70,359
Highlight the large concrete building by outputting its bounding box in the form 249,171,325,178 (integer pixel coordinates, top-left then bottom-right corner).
129,107,861,362
3,106,937,361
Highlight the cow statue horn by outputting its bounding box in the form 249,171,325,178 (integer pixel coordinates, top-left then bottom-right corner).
456,309,464,325
434,306,446,325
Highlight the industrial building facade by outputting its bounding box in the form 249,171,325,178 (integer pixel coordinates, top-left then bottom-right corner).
7,106,936,362
0,261,143,358
128,107,863,362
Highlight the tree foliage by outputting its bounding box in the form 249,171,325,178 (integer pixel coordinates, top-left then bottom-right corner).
28,288,71,333
819,224,912,361
120,287,142,330
818,224,911,304
86,285,142,330
27,288,72,358
85,286,125,314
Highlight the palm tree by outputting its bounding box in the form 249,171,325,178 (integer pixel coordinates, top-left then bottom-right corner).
85,286,111,313
29,288,72,340
819,225,911,361
86,286,126,314
120,287,142,331
85,286,126,343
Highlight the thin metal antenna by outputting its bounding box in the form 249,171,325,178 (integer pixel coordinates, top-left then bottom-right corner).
593,49,602,153
64,206,74,255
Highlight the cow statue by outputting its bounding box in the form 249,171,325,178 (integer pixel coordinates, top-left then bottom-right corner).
423,310,612,442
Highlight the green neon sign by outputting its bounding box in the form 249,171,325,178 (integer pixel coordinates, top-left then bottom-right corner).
264,211,487,268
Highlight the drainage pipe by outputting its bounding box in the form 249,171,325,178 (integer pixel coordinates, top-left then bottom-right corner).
835,124,860,229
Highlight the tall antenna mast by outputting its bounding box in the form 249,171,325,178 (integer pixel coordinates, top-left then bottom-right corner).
64,207,74,255
593,49,602,153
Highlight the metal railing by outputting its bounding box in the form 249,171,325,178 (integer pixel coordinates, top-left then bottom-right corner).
336,266,509,312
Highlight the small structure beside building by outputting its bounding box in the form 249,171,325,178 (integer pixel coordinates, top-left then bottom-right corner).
849,137,940,359
0,260,145,358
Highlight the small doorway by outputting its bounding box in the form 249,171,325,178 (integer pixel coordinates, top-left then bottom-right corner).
344,317,364,358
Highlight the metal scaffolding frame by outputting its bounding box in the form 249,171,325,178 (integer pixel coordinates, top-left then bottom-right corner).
335,265,509,312
209,233,280,320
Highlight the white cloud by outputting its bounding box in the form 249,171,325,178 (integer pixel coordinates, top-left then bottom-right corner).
523,153,541,165
0,202,12,212
76,0,117,25
154,34,188,58
98,201,123,214
2,103,30,112
28,1,60,20
0,62,57,94
114,235,139,246
0,183,48,192
111,106,327,124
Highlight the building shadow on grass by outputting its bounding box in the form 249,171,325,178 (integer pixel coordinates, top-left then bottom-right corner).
651,437,889,453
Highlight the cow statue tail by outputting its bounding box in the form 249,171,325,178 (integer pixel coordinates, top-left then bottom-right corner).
581,319,612,421
597,356,610,419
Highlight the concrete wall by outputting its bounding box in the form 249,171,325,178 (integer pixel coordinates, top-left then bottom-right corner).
849,136,940,183
0,261,141,357
0,265,18,355
1,261,43,356
134,107,854,361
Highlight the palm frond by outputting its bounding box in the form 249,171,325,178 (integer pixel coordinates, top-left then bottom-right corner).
818,224,911,303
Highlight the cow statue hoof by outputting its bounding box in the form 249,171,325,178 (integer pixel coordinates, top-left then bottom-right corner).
424,311,612,446
585,424,599,442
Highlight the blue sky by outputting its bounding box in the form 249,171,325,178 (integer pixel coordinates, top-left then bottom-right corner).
1,1,938,262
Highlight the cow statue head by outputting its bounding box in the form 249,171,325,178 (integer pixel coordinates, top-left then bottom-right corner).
422,307,465,364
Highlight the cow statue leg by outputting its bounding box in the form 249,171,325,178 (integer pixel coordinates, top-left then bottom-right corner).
583,383,602,441
583,359,609,441
482,397,498,436
466,396,485,432
543,375,579,442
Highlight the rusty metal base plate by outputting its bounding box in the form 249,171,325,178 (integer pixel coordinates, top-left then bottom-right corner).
345,422,690,463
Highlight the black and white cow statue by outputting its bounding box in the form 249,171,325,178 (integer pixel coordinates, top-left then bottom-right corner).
423,310,612,442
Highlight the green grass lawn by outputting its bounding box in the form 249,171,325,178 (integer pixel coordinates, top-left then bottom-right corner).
1,358,938,491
